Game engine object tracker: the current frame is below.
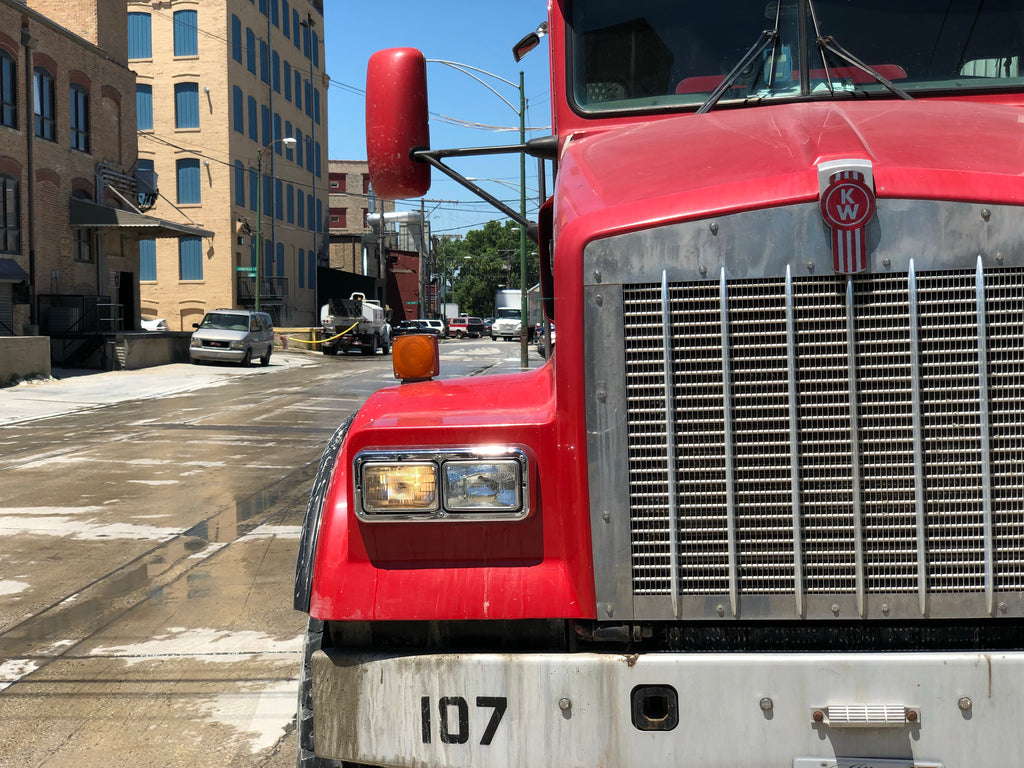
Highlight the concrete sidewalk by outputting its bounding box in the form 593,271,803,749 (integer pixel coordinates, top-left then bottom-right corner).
0,352,316,427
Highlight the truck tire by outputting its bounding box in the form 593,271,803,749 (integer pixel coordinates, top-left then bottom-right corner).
360,334,378,355
240,348,252,367
381,332,391,355
296,618,344,768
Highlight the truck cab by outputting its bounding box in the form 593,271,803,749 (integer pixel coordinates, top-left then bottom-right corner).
296,2,1024,767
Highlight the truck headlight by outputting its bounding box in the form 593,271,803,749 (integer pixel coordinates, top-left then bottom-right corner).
354,448,529,522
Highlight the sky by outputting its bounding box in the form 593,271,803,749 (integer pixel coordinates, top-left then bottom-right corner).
321,1,552,240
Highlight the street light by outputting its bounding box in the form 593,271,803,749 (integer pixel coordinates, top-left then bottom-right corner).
255,136,297,312
426,59,531,368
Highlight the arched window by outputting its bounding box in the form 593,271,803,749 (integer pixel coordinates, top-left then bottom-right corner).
33,68,56,141
173,10,199,57
0,174,20,254
70,85,89,152
0,52,16,129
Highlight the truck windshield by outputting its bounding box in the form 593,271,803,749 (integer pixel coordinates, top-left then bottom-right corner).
571,0,1024,113
496,308,521,319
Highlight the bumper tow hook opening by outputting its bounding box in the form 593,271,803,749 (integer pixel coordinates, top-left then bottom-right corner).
631,685,679,732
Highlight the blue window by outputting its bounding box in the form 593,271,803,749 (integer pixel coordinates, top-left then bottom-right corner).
298,246,304,288
248,167,258,212
1,52,16,129
308,250,316,289
34,68,56,141
294,71,302,110
283,61,292,102
128,13,152,59
286,184,294,223
174,83,199,129
139,239,156,281
234,161,245,207
295,128,303,166
275,178,283,219
246,28,256,75
136,159,155,207
259,0,268,15
296,191,304,228
264,239,272,275
276,242,285,277
304,79,312,117
272,51,281,93
315,141,322,178
173,10,198,57
293,9,302,49
70,85,89,152
261,104,270,147
263,174,272,216
260,39,269,84
176,158,201,204
314,88,321,125
311,30,319,68
232,86,244,134
303,22,310,59
271,0,279,28
273,112,282,152
247,95,258,141
284,121,293,159
307,195,314,230
231,15,242,63
179,237,203,281
305,136,313,172
136,84,153,131
282,0,291,37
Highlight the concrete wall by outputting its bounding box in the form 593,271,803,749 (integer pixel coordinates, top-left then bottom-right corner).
118,332,191,369
0,336,52,385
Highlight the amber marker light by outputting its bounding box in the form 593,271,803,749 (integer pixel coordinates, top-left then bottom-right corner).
392,334,440,382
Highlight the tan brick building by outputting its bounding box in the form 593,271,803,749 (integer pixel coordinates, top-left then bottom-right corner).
0,0,192,342
129,0,328,331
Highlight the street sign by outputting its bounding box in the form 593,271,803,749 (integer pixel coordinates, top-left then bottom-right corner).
236,266,257,274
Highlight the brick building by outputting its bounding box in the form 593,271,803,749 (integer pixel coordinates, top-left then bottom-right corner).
0,0,207,344
129,0,328,331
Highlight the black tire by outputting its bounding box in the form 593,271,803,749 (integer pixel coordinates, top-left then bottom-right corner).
260,347,272,366
380,333,391,355
456,330,465,339
491,335,497,341
360,334,377,355
240,348,252,367
297,618,344,768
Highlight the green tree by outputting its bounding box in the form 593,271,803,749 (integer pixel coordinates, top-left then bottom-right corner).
435,220,539,317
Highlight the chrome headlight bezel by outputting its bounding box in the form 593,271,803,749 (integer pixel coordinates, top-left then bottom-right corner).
353,447,531,523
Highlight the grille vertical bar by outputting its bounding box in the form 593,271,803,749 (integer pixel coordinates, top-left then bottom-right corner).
624,266,1024,617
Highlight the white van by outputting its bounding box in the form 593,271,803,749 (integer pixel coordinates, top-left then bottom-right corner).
189,309,274,366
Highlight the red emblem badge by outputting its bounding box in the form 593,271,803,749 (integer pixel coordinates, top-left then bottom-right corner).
820,170,875,274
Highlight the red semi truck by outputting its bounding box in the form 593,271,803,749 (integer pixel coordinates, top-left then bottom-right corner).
295,2,1024,766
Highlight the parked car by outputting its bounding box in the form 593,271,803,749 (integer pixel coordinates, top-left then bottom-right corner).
392,320,440,337
421,318,447,337
482,317,494,336
535,322,556,358
141,318,168,331
447,316,485,338
189,309,274,367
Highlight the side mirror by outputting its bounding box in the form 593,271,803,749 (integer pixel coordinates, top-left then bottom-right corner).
192,323,199,329
366,48,431,200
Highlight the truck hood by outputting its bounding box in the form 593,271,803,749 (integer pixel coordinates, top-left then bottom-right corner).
556,99,1024,236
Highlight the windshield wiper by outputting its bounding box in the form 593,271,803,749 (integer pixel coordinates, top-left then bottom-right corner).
807,0,913,100
697,28,780,115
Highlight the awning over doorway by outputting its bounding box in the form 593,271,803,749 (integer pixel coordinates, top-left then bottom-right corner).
0,258,29,282
69,198,214,239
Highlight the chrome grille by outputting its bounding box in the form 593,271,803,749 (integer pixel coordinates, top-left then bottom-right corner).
623,264,1024,615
